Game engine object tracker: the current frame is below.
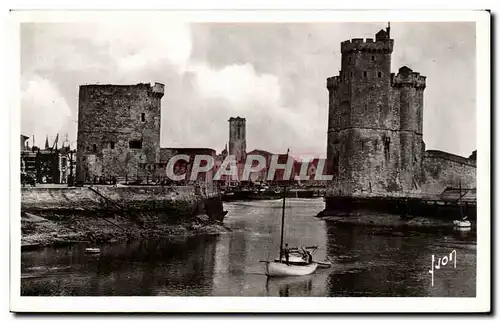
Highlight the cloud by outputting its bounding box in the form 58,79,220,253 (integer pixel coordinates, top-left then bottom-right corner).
189,62,281,107
108,23,193,73
21,74,72,146
20,22,476,158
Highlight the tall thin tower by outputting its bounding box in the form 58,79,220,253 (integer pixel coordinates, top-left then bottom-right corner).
228,117,246,163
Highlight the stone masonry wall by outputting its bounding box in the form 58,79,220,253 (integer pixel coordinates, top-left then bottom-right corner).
326,29,431,198
21,186,226,223
328,128,402,195
421,151,477,195
76,83,164,182
228,117,246,163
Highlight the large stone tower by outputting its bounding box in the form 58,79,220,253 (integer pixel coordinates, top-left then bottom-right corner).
228,117,246,163
76,82,164,183
326,25,426,196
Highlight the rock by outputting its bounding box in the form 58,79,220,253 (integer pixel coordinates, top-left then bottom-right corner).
195,214,210,223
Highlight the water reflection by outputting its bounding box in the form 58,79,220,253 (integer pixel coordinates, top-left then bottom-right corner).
266,276,313,297
21,199,476,297
324,220,476,297
22,235,218,296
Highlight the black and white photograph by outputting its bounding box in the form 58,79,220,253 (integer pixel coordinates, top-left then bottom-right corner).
9,10,490,313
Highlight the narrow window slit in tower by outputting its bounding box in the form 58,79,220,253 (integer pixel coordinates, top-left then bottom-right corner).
378,72,382,78
129,140,142,149
141,113,145,122
383,137,391,160
363,71,367,78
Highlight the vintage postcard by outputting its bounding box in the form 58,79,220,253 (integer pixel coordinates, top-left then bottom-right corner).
10,10,490,313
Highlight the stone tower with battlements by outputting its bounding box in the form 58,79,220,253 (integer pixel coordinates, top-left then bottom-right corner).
228,117,246,163
76,82,165,183
326,25,426,196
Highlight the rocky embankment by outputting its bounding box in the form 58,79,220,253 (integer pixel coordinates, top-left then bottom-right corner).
316,210,464,231
21,211,229,250
21,186,230,250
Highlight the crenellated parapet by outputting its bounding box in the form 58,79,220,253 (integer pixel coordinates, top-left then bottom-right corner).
340,38,394,54
326,76,340,91
151,82,165,98
391,66,426,89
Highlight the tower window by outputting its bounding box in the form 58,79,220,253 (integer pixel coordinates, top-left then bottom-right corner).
378,72,382,78
129,140,142,149
92,144,97,153
361,141,365,151
371,56,375,61
333,152,340,175
363,71,367,78
141,113,145,122
350,72,353,77
364,103,368,112
383,137,391,160
110,141,115,149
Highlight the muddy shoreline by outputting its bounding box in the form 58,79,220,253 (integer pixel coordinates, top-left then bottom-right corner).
317,210,474,232
21,211,230,251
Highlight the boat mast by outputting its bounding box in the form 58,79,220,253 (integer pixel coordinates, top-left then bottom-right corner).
278,148,290,263
279,185,286,263
459,180,464,219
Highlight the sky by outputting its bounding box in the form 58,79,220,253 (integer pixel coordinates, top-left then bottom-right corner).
20,22,476,158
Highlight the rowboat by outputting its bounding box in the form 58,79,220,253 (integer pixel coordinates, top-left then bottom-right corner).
317,261,332,269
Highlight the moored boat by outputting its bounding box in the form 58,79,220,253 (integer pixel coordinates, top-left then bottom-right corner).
453,220,471,228
265,261,318,277
453,183,472,229
315,260,332,269
85,248,101,254
260,148,318,278
276,254,332,269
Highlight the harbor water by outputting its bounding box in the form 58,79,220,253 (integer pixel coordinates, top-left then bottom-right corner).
21,198,476,297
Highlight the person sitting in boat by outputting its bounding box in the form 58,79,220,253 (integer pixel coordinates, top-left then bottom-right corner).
283,244,290,266
298,246,308,261
306,251,313,264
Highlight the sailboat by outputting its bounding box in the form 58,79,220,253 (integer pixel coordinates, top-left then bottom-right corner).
453,181,471,229
263,149,318,277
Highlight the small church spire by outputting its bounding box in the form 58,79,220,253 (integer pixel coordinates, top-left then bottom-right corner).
44,135,49,150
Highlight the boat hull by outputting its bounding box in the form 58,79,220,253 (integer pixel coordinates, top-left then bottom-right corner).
315,260,332,269
277,254,307,264
453,220,471,228
265,262,318,277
